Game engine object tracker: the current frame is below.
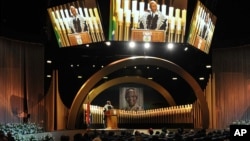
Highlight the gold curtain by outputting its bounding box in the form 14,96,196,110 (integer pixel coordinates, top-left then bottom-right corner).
212,45,250,129
0,37,45,126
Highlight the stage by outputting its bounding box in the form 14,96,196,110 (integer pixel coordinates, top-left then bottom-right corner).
93,128,163,135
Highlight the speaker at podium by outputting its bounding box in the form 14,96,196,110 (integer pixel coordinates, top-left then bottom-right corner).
104,109,118,129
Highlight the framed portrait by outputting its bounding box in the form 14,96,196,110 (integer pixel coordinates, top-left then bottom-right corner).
119,87,144,111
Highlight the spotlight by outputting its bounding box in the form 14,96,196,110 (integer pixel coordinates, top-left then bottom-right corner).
46,60,52,64
77,75,82,79
129,41,136,48
144,42,150,49
206,65,212,68
167,43,174,49
172,77,178,80
105,41,111,46
199,77,205,80
184,47,188,51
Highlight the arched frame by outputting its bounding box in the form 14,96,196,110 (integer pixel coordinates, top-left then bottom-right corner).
84,76,176,105
67,56,209,129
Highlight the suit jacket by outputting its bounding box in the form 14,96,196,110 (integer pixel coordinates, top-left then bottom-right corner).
139,10,168,30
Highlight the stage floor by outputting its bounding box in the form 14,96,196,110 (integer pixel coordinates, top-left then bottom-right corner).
91,128,163,135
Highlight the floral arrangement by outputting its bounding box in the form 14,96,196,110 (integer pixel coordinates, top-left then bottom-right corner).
0,122,54,141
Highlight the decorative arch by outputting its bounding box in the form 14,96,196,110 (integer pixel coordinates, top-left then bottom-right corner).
67,56,209,129
84,76,176,105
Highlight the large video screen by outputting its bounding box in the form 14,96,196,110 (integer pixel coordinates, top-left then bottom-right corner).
187,0,217,54
109,0,187,43
47,0,105,47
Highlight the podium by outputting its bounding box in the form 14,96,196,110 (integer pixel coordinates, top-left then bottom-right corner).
194,36,207,51
67,32,92,46
131,29,166,42
105,109,118,129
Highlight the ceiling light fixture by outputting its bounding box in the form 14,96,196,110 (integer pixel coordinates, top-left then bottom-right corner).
167,43,174,50
129,41,136,48
144,42,150,49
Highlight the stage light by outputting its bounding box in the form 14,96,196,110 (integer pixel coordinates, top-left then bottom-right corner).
144,42,150,49
46,60,52,64
172,77,178,80
206,65,212,68
199,77,205,80
129,41,136,48
77,75,83,79
184,47,188,51
105,41,111,46
167,43,174,49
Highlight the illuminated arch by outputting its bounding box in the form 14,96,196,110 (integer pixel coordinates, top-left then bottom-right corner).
84,76,176,105
67,56,209,129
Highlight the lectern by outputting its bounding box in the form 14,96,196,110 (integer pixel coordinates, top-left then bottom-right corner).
131,29,166,42
194,36,207,51
67,32,92,46
105,109,118,129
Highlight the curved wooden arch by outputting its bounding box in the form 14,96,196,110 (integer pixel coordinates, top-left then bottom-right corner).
84,76,176,105
67,56,209,129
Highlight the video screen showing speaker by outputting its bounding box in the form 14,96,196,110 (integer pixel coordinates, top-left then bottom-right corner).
187,0,217,54
109,0,187,43
47,0,105,47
